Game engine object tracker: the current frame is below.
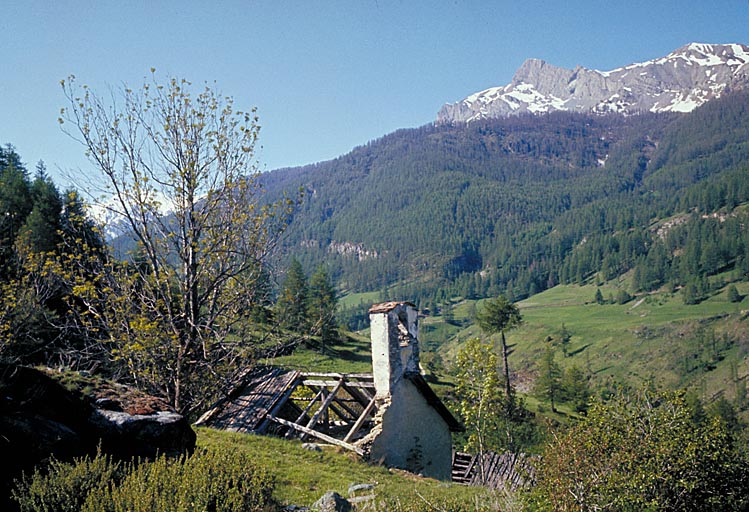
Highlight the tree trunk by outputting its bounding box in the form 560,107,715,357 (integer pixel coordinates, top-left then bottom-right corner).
501,330,511,398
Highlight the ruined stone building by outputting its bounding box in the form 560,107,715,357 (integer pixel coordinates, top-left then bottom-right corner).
196,301,462,480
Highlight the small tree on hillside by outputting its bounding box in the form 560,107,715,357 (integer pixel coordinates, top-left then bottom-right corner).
594,288,604,305
535,347,562,412
727,284,741,303
475,295,522,399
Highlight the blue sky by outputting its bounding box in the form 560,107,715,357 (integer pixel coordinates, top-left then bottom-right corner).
2,1,748,188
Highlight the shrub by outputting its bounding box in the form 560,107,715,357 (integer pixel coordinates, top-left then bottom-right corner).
11,451,121,512
526,390,749,511
13,447,275,512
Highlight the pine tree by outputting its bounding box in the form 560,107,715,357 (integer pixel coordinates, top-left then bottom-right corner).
0,155,32,275
17,163,63,254
727,284,741,303
561,365,590,413
276,258,310,332
594,288,604,305
476,295,522,399
308,266,337,353
535,347,562,412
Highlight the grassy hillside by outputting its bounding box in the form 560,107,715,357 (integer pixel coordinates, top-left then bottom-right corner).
434,279,749,413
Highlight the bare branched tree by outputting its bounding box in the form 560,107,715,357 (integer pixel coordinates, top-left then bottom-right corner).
59,72,293,415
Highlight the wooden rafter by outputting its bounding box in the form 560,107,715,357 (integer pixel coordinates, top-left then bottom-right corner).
267,415,365,456
301,378,345,439
343,394,378,443
285,387,323,439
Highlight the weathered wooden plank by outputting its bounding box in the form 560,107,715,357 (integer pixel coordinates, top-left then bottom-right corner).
341,382,374,407
256,371,302,433
301,372,374,380
285,388,323,438
304,379,345,432
343,395,378,443
266,415,365,456
302,379,375,389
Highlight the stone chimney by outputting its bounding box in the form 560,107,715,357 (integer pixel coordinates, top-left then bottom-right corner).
368,302,420,398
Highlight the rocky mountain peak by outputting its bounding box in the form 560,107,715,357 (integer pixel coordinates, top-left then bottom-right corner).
437,43,749,123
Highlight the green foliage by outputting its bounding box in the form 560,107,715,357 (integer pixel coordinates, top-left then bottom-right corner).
534,347,562,412
727,283,742,303
308,265,338,351
560,365,591,414
0,146,33,275
0,152,107,368
454,338,539,458
276,257,310,332
12,450,120,512
12,448,276,512
527,389,749,511
261,90,749,305
594,287,604,304
455,338,506,456
476,295,522,336
476,295,522,397
60,73,293,415
615,288,631,305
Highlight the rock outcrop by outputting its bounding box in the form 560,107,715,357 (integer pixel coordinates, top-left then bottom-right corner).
438,43,749,123
0,365,195,505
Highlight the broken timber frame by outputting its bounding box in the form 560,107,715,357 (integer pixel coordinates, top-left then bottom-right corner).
201,369,379,454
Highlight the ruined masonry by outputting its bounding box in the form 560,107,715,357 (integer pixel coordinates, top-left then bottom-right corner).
358,301,459,479
196,301,462,480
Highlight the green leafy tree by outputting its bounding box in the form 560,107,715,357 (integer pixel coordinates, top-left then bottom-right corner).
528,389,749,511
475,295,522,398
615,288,631,305
454,338,506,483
0,153,32,276
16,164,63,255
682,280,701,305
561,365,590,413
60,73,292,415
307,265,337,353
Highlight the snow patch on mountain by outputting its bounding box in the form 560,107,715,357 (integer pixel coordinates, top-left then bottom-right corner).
438,43,749,123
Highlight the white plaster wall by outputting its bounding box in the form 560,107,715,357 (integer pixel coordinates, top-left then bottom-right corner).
368,380,453,480
370,313,396,398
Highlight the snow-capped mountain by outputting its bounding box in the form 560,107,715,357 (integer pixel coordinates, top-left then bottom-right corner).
437,43,749,123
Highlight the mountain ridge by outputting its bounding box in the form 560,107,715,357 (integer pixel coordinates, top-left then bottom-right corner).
258,89,749,311
438,42,749,123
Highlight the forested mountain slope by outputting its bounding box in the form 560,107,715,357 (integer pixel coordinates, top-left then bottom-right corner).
262,91,749,306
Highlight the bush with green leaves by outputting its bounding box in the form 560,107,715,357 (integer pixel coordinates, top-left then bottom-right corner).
12,447,275,512
12,450,121,512
526,389,749,511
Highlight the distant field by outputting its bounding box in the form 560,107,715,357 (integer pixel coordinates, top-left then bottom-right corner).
435,280,749,407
